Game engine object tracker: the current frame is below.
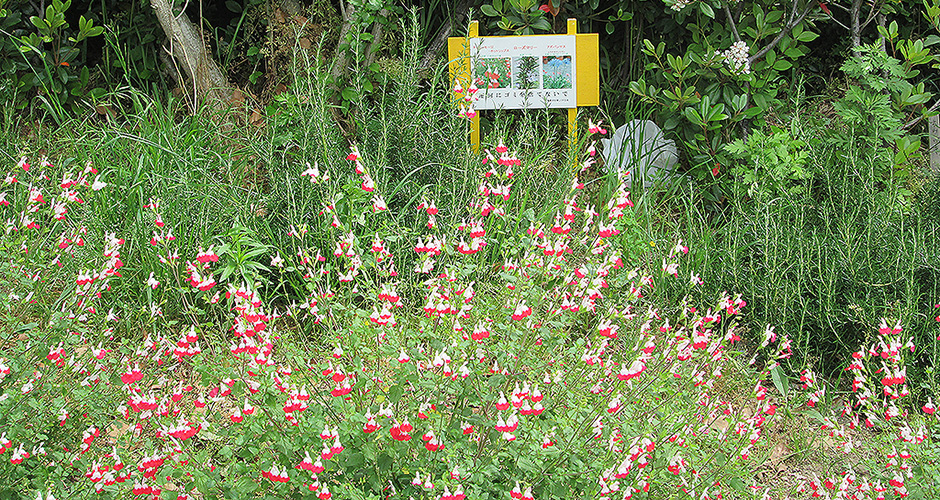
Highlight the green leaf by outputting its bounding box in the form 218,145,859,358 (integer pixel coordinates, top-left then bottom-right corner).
684,107,705,126
699,2,715,18
244,247,269,258
901,92,931,106
796,30,818,42
14,322,38,333
344,452,365,468
376,453,393,472
225,0,242,12
481,4,499,17
628,80,646,97
805,409,826,425
531,18,551,31
30,16,47,30
773,60,792,71
770,365,788,399
707,108,728,122
753,92,770,109
388,384,403,404
744,106,764,118
753,3,765,30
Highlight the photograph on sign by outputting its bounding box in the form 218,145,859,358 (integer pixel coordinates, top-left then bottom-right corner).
473,57,512,89
469,35,577,109
543,55,572,89
514,56,539,89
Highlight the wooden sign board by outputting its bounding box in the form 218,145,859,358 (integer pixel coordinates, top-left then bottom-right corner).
448,19,599,152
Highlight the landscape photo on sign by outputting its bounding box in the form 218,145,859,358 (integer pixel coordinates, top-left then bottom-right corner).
473,57,512,89
542,55,572,89
514,56,540,90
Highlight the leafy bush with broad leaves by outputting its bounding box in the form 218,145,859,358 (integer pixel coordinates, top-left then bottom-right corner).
0,0,105,120
628,0,819,198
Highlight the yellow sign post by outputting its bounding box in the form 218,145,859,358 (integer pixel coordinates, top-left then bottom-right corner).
448,19,599,153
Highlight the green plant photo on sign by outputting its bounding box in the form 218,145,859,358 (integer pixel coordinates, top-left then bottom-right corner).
515,55,540,89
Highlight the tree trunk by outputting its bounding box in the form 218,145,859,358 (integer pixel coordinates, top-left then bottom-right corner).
331,4,357,87
420,0,473,70
364,9,390,69
851,0,862,54
150,0,237,111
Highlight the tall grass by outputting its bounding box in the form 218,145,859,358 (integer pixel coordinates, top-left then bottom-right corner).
69,91,261,314
653,127,940,396
0,13,580,341
247,14,580,316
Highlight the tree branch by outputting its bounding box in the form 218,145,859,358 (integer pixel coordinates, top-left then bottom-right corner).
851,0,861,51
828,15,850,31
860,0,881,32
748,1,815,64
725,4,741,43
903,99,940,130
420,22,453,70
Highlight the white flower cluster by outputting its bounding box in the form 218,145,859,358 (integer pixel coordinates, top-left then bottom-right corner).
717,41,750,74
671,0,692,11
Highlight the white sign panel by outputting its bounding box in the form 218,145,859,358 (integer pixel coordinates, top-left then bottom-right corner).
469,34,577,110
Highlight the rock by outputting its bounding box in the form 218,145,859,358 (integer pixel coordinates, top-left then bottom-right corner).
599,120,679,188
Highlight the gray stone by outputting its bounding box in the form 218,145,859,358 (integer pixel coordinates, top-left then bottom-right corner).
599,120,679,188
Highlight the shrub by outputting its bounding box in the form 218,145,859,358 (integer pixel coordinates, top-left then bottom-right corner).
0,118,936,500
